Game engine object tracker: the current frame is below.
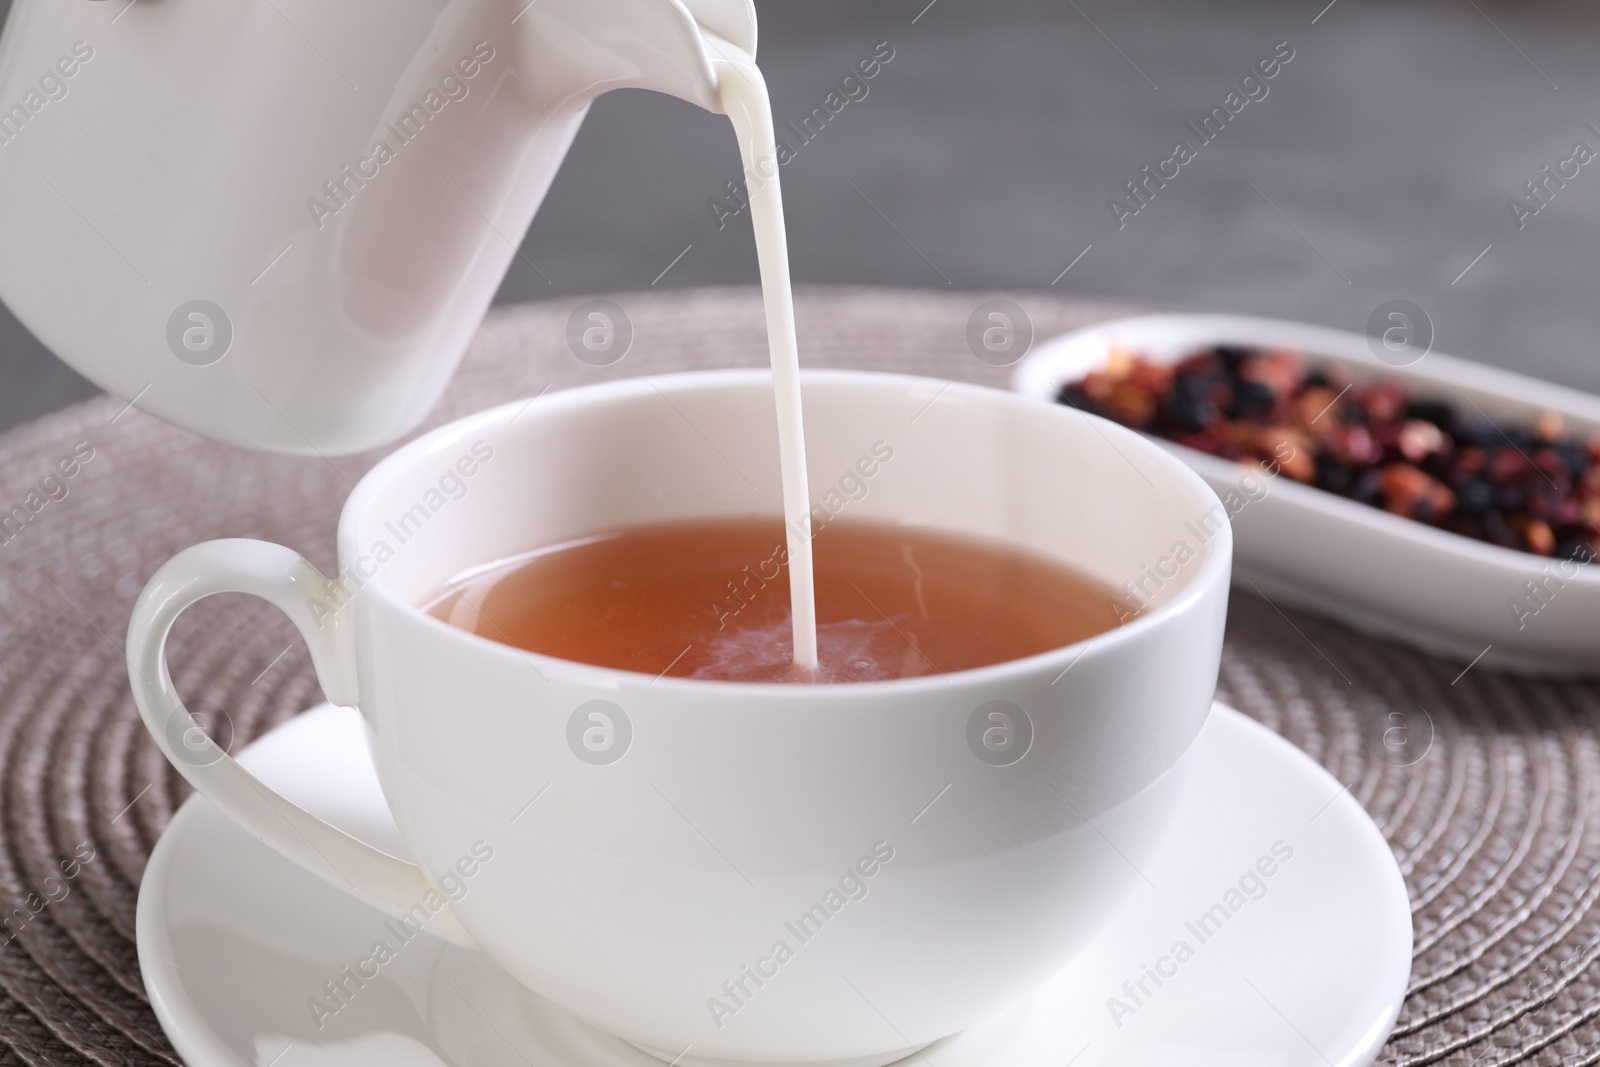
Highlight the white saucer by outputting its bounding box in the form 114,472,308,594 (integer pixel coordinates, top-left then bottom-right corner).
138,702,1411,1067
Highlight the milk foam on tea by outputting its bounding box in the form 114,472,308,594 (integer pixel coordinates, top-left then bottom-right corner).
427,48,1133,682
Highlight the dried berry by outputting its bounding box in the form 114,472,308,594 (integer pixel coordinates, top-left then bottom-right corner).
1455,447,1488,476
1488,447,1533,483
1496,482,1529,514
1362,381,1407,424
1108,380,1157,428
1398,419,1449,463
1553,442,1589,477
1406,399,1453,428
1229,379,1276,420
1514,517,1556,556
1239,351,1305,398
1352,467,1385,507
1170,372,1220,432
1057,344,1598,564
1455,478,1495,516
1105,347,1136,381
1315,454,1355,494
1330,425,1382,467
1382,464,1455,522
1295,386,1342,430
1532,447,1569,481
1214,345,1251,373
1456,415,1500,450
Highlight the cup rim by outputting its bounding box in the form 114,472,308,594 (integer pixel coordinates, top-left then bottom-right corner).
340,368,1231,695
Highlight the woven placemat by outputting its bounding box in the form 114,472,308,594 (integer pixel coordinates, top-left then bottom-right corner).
0,286,1594,1065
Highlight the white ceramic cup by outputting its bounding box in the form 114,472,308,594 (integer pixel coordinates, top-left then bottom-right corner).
127,370,1231,1067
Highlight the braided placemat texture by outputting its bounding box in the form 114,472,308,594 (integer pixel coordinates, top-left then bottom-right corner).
0,286,1594,1065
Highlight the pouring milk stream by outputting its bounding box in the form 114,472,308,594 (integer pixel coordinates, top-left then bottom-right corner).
713,45,819,671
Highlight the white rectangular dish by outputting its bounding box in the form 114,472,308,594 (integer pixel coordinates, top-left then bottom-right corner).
1013,313,1599,676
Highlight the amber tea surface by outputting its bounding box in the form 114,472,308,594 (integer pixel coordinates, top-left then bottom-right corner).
424,518,1129,683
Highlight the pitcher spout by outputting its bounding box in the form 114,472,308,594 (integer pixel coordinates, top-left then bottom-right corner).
512,0,757,114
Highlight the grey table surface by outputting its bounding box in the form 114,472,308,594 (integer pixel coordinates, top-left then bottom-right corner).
2,0,1598,433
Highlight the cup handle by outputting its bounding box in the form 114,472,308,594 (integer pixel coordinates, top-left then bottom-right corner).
126,538,476,948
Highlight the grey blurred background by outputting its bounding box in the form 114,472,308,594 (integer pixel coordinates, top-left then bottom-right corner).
3,0,1599,432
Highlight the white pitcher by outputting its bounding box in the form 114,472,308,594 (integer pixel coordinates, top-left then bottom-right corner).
0,0,754,453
